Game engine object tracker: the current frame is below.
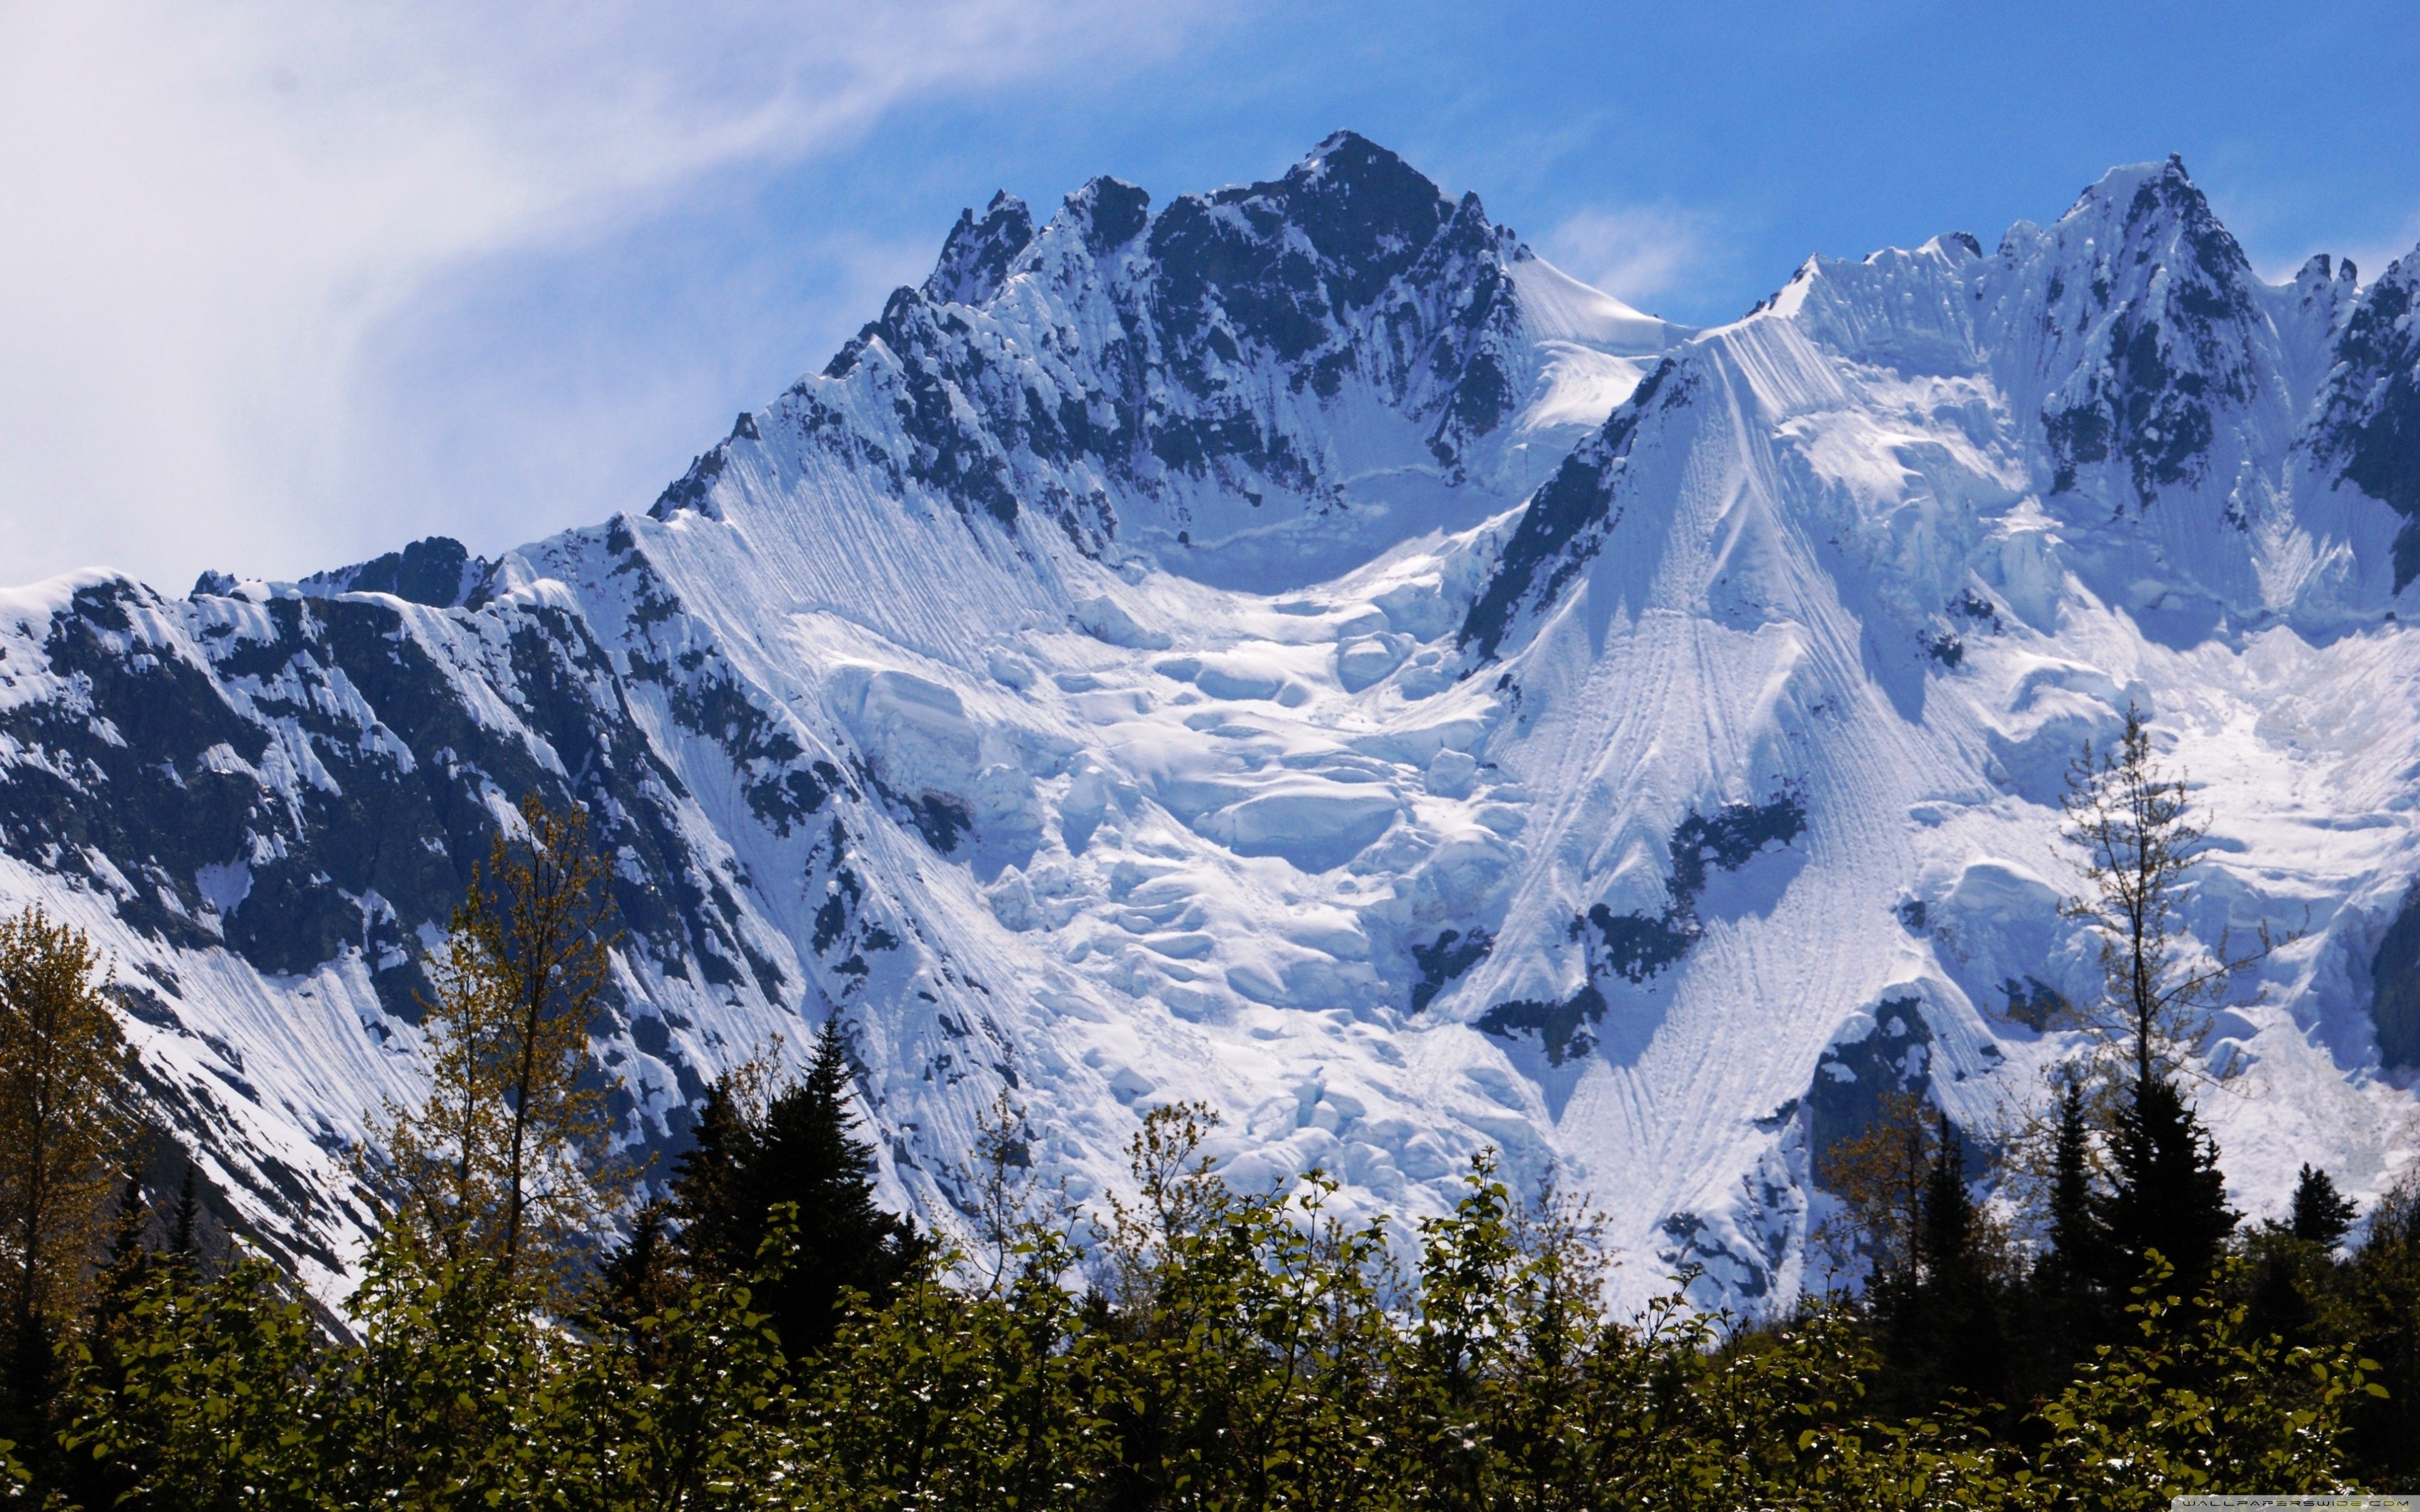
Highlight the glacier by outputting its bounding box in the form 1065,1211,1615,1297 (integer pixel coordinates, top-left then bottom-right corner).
4,132,2420,1311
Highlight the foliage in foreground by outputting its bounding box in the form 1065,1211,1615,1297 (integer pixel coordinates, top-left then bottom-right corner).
0,905,137,1486
1,724,2406,1508
1,1108,2380,1511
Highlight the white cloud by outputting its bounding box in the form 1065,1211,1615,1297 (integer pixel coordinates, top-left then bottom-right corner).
0,1,1221,588
1540,203,1713,312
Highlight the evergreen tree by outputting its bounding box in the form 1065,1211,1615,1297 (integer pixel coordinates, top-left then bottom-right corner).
1900,1114,2005,1408
2288,1162,2358,1251
61,1167,157,1511
671,1017,923,1354
166,1160,203,1278
2045,1082,2106,1281
91,1166,153,1331
2097,1073,2237,1297
2029,1079,2116,1382
759,1020,925,1348
2244,1164,2360,1355
2056,707,2263,1303
668,1074,756,1274
590,1199,681,1344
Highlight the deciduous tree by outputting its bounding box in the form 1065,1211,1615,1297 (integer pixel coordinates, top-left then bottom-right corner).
379,793,624,1298
2060,704,2262,1085
2060,706,2255,1293
0,905,135,1462
1815,1089,1935,1298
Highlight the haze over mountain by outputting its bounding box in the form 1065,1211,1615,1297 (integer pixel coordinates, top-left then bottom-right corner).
4,133,2417,1309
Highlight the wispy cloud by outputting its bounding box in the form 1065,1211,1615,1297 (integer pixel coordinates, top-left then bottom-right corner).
1540,202,1717,314
2294,209,2420,290
0,1,1225,587
2191,147,2420,293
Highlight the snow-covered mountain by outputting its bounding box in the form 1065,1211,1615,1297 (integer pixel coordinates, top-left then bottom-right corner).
6,134,2419,1310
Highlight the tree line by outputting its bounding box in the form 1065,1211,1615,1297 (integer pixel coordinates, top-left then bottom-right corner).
0,725,2410,1506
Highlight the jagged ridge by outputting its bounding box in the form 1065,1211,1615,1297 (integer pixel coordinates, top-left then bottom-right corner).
3,143,2419,1315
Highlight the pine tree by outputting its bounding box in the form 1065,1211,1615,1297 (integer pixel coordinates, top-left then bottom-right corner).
166,1160,202,1278
589,1198,683,1375
669,1072,759,1276
1929,1120,2003,1393
0,905,135,1472
1916,1115,1971,1276
752,1018,925,1351
671,1018,923,1354
1877,1113,2005,1412
2242,1165,2359,1361
91,1166,153,1330
2036,1079,2113,1363
2046,1083,2103,1271
2056,707,2262,1302
2289,1162,2358,1251
60,1167,158,1512
2097,1073,2236,1297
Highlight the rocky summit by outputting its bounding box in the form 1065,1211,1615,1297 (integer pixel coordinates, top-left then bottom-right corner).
5,134,2419,1310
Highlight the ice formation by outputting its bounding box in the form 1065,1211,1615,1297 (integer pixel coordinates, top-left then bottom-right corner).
4,136,2419,1310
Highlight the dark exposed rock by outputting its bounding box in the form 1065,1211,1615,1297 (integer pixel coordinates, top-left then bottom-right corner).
925,192,1037,307
2369,881,2420,1071
755,131,1552,564
1461,360,1676,660
649,442,731,520
2039,157,2259,505
1410,926,1493,1013
1666,796,1807,907
298,537,483,607
2000,976,2069,1031
0,570,778,1072
1809,996,1934,1167
1581,904,1698,985
1577,792,1808,986
2312,254,2420,588
1477,984,1607,1067
1484,793,1807,1061
1071,176,1151,255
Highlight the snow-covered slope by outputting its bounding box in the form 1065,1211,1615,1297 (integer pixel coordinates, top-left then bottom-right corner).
5,139,2419,1311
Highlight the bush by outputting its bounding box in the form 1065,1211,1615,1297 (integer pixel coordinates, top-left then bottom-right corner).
1,1115,2385,1509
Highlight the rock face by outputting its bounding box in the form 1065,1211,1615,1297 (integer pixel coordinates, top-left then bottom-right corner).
5,135,2420,1310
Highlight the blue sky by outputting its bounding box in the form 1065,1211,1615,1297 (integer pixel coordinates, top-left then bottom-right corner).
5,1,2418,590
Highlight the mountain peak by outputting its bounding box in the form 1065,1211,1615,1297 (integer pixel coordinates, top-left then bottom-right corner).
18,135,2420,1326
1057,175,1152,256
296,536,485,607
2067,152,2196,209
2023,153,2267,503
1294,129,1422,189
1225,130,1457,280
923,190,1035,307
2057,153,2250,292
